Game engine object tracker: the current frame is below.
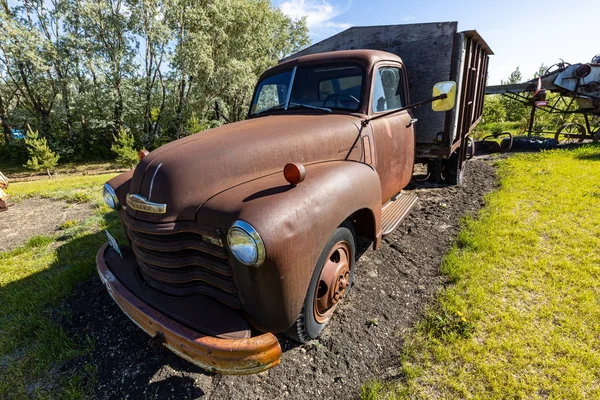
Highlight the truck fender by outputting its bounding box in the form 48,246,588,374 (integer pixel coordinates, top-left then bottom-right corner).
198,160,382,333
106,169,134,207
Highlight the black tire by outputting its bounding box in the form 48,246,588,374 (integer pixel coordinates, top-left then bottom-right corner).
285,222,356,343
466,136,475,160
427,159,444,183
444,150,464,186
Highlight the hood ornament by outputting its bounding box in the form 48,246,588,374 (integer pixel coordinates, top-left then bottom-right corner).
126,194,167,214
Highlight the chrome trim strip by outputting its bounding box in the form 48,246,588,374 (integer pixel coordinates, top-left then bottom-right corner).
126,193,167,214
228,220,266,267
148,163,162,201
284,66,297,110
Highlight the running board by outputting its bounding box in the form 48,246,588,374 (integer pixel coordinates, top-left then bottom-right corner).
381,193,418,237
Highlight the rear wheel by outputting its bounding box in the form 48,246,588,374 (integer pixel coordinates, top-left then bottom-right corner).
285,223,356,343
444,150,464,186
427,159,444,183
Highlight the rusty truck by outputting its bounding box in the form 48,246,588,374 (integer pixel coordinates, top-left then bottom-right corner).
97,22,492,374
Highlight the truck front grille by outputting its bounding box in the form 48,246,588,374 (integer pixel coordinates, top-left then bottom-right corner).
122,213,241,309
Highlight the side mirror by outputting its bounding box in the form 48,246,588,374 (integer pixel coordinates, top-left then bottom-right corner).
432,81,457,112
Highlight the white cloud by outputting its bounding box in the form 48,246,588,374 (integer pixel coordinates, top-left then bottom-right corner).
279,0,351,40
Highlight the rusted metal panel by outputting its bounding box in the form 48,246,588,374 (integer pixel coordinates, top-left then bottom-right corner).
369,111,414,201
195,161,382,333
96,243,282,374
120,212,241,308
127,113,366,223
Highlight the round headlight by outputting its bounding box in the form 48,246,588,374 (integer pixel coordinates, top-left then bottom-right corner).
227,220,265,266
103,184,120,210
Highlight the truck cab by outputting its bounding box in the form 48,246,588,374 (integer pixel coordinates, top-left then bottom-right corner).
97,50,456,374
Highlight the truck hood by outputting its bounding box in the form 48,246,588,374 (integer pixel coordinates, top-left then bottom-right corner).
127,114,363,222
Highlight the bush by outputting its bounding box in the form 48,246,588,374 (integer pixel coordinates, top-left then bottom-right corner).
24,125,60,176
0,139,29,165
111,128,138,168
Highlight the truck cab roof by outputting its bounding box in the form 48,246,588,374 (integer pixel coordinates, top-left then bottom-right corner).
261,49,404,80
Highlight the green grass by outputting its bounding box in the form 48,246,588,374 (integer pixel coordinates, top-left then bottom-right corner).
0,161,120,177
365,144,600,399
0,172,125,399
8,173,118,205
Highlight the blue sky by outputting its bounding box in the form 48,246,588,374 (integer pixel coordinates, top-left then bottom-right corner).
274,0,599,85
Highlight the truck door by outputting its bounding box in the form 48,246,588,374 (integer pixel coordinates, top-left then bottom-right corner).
369,65,415,203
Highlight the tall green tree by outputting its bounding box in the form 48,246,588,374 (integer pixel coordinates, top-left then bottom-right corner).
0,0,309,160
500,67,528,122
24,125,60,176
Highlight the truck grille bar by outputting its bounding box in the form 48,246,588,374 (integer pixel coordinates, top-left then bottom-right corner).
122,213,241,309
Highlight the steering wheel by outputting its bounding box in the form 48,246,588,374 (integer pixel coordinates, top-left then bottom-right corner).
322,93,360,108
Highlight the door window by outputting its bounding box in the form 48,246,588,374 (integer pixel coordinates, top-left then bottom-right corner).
372,67,405,112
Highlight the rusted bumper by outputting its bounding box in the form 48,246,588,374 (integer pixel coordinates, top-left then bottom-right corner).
96,243,282,375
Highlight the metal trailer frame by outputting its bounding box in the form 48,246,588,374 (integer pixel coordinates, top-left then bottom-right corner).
441,30,491,167
486,62,600,144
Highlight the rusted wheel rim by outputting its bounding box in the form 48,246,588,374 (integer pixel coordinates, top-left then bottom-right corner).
313,241,351,324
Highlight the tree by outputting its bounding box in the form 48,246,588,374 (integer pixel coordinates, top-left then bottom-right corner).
500,67,528,122
533,63,548,79
24,125,59,176
482,95,506,124
0,0,310,160
111,127,138,168
0,89,13,144
79,0,137,137
167,0,309,138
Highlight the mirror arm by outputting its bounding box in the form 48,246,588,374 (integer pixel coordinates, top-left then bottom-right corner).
362,93,448,126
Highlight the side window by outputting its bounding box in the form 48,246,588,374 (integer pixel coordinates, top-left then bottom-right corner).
372,67,405,112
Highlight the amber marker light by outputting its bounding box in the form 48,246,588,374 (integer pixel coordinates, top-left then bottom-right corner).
283,162,305,186
138,149,149,161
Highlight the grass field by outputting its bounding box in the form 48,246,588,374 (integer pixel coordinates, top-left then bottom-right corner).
0,173,123,399
0,161,122,178
362,144,600,399
8,174,119,205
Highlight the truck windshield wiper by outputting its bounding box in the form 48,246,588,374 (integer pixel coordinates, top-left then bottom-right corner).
253,102,331,117
253,103,286,116
289,103,332,113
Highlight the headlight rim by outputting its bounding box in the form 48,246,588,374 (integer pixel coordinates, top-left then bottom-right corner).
227,220,265,267
103,183,120,210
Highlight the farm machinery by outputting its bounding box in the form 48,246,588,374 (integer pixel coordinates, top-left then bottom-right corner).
485,55,600,145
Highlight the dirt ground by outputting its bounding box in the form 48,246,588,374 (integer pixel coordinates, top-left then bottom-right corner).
0,199,93,252
61,158,497,400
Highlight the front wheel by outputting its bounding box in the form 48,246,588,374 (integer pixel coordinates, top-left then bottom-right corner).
285,223,356,343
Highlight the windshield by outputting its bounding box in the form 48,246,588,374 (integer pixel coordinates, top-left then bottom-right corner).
250,64,363,116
